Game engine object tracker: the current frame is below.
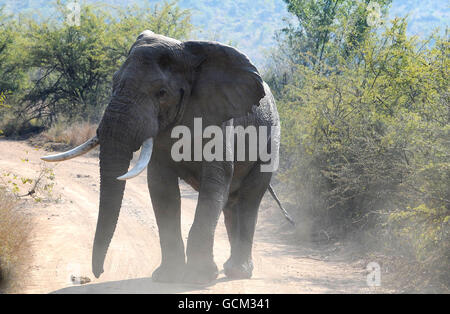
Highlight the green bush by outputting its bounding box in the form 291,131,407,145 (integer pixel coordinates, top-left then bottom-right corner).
270,18,449,286
0,1,193,129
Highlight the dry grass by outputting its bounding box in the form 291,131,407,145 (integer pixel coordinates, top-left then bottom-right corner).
43,121,97,147
0,187,32,293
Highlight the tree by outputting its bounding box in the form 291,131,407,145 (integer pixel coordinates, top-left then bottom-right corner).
0,7,29,98
265,0,392,96
270,12,449,285
282,0,392,64
18,1,193,125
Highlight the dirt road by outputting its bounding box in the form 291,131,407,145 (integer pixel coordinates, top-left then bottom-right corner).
0,139,388,294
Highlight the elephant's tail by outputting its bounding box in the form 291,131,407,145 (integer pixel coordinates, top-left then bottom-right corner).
268,184,295,226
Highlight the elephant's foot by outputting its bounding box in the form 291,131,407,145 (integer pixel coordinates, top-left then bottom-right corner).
224,257,254,279
152,260,186,283
182,260,218,285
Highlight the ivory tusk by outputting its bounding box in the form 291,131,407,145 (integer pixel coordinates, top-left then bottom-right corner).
117,138,153,181
41,136,99,162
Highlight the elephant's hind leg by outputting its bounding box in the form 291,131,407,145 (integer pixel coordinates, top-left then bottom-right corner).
224,165,272,279
183,161,233,284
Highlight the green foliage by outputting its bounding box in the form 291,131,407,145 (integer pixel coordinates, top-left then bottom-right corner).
388,204,449,276
284,0,391,61
0,91,6,107
2,0,448,67
0,8,30,95
270,14,449,285
23,2,120,123
1,0,290,66
266,0,392,96
0,1,193,131
0,8,31,134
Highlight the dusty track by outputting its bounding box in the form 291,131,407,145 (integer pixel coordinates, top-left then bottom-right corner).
0,139,388,294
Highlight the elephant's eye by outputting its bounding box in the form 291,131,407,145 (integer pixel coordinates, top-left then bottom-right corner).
156,89,167,99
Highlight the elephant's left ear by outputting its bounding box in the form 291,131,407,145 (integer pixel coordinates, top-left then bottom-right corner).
183,41,265,117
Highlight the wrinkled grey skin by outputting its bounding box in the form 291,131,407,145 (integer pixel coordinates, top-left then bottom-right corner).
94,30,280,284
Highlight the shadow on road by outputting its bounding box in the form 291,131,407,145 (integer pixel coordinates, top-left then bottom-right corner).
51,277,206,294
51,275,238,294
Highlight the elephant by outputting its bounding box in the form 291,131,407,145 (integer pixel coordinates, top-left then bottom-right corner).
42,30,293,284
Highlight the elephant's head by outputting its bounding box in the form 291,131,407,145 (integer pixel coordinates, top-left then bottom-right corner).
41,30,265,278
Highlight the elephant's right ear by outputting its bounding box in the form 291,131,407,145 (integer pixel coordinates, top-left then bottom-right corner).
183,41,265,117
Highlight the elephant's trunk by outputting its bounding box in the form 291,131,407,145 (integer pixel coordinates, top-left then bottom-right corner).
92,142,132,278
91,97,158,278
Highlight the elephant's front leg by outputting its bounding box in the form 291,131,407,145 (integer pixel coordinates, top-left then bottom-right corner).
148,163,185,283
184,161,233,284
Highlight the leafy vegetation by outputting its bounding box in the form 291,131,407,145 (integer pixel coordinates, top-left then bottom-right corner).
266,0,449,290
0,0,448,66
0,1,192,133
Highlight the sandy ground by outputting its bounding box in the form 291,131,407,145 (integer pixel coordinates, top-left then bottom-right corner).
0,139,392,294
